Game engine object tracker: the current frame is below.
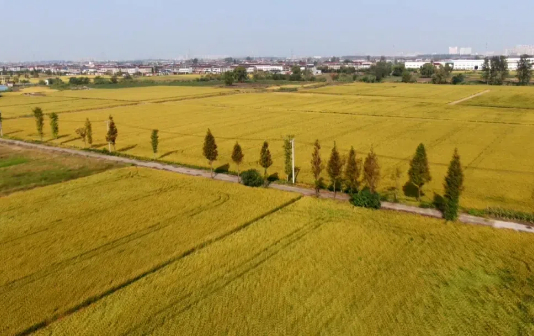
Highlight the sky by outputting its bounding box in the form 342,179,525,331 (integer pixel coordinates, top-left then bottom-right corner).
2,0,533,61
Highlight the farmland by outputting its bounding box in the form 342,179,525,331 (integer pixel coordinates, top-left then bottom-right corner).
2,173,534,335
0,167,299,335
3,83,534,212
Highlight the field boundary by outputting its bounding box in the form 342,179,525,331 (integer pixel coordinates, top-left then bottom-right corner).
1,137,533,234
448,90,490,105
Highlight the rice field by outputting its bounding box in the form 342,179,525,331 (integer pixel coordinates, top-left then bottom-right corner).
3,83,534,212
10,195,534,335
0,167,299,335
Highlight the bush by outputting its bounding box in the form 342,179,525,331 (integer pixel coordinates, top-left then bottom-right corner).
451,73,465,85
240,169,264,187
350,189,381,209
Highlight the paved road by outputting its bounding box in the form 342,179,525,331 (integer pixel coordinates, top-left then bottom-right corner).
2,137,533,234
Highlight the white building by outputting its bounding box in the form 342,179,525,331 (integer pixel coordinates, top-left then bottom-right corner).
459,47,472,55
449,47,458,55
404,61,427,69
451,59,484,70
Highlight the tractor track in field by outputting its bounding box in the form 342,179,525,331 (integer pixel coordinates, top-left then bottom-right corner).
448,90,490,105
13,196,302,336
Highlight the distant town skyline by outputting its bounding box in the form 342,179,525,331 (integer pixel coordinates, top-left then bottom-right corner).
2,0,533,62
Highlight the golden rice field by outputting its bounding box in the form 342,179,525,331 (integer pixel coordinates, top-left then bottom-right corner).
3,83,534,212
0,167,299,335
2,176,532,335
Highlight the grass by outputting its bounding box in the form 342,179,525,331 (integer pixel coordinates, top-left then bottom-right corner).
30,197,534,335
3,83,534,212
0,144,121,195
0,167,299,335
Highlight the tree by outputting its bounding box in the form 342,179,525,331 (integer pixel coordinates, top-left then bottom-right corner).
408,143,431,200
76,127,87,146
259,141,273,179
481,57,490,84
0,111,3,137
202,128,218,178
85,118,93,146
290,66,302,81
344,146,361,194
363,147,380,193
392,64,405,76
283,136,294,182
234,66,248,82
223,71,234,86
327,142,343,198
231,142,244,182
151,129,159,158
110,75,118,84
32,107,44,141
391,166,402,202
451,73,465,85
420,63,435,78
311,139,324,197
369,60,390,81
516,54,532,85
49,113,59,139
401,71,415,83
431,64,452,84
443,149,464,221
106,115,118,151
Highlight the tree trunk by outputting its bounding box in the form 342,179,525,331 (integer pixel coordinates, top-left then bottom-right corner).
333,183,337,199
417,185,421,201
210,161,214,178
237,165,240,183
108,142,111,152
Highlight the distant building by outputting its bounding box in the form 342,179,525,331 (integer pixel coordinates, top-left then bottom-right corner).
459,47,472,55
449,47,458,55
505,45,534,56
404,61,427,69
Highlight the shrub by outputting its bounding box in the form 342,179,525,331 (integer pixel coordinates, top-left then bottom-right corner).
452,73,465,85
240,169,264,187
350,189,381,209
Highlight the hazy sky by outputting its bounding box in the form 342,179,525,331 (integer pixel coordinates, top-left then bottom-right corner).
2,0,533,61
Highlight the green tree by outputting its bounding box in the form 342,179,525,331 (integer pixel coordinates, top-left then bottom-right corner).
311,139,324,196
344,146,361,194
408,143,431,200
516,54,532,85
202,128,218,178
391,166,402,202
259,141,273,179
234,66,248,82
443,149,464,221
363,147,380,193
32,107,44,141
283,135,294,182
401,71,415,83
151,129,159,158
451,73,465,85
420,63,435,78
106,115,118,151
431,64,452,84
392,64,405,76
231,142,244,182
223,71,234,86
481,57,490,84
85,118,93,146
75,127,87,146
290,66,302,81
110,75,118,84
49,113,59,139
327,142,343,198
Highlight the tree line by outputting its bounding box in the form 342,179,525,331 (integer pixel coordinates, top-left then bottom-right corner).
19,111,465,220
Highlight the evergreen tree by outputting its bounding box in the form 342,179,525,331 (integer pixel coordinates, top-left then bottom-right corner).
344,146,361,194
311,139,324,197
408,143,431,200
202,128,218,178
151,129,159,158
259,141,273,179
443,149,464,221
75,127,87,146
231,141,244,182
283,135,294,182
32,107,44,141
481,57,490,84
363,147,380,193
49,113,59,139
85,118,93,146
327,142,343,198
106,115,118,151
517,54,532,85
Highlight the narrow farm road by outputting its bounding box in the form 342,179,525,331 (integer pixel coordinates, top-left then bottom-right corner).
448,90,490,105
1,137,532,233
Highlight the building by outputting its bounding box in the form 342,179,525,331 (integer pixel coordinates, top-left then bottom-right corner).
451,59,484,70
505,45,534,56
404,61,427,69
449,47,458,55
459,47,472,55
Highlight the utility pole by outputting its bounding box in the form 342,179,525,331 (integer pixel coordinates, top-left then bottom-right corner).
291,138,295,184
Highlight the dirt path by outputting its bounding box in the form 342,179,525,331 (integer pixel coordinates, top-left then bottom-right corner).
1,137,532,233
448,90,490,105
